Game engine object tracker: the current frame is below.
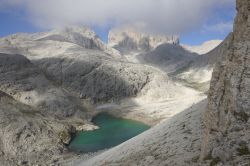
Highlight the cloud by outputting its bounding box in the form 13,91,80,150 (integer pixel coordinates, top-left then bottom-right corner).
203,22,233,34
0,0,235,35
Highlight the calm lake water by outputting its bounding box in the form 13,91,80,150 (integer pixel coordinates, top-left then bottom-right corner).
68,112,150,153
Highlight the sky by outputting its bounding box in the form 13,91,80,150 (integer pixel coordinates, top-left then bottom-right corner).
0,0,236,45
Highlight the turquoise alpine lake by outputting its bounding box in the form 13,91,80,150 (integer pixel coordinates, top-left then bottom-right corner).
68,112,150,153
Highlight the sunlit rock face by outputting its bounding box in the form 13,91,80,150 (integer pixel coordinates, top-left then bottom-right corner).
108,26,179,54
35,26,122,58
201,0,250,164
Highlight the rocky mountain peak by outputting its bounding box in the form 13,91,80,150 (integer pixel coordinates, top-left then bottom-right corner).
35,26,98,44
108,26,179,54
1,26,121,58
201,0,250,164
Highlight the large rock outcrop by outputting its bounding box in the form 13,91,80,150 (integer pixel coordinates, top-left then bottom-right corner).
201,0,250,165
0,90,76,166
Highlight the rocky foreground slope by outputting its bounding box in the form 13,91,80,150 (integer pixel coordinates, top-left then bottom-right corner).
78,0,250,165
0,90,76,165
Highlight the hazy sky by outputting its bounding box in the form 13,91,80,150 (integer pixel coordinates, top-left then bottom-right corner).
0,0,236,45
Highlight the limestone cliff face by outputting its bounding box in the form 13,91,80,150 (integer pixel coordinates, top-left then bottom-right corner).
201,0,250,164
108,27,179,54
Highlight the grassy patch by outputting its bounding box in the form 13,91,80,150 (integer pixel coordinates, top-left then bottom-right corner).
204,153,221,166
234,111,249,122
58,130,70,144
237,145,250,156
191,156,199,163
210,157,221,166
20,109,38,117
203,153,213,161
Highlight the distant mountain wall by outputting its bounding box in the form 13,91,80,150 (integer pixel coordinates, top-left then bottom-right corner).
108,26,179,54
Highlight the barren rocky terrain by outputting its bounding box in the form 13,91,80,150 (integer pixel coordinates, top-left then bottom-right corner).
0,0,249,165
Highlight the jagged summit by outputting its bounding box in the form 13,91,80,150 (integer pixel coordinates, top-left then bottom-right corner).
35,26,100,49
36,26,97,39
108,26,179,54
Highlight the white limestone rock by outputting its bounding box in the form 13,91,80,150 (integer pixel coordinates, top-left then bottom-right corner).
108,26,179,54
201,0,250,165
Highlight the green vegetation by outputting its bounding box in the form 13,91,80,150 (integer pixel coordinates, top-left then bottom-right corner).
237,145,250,156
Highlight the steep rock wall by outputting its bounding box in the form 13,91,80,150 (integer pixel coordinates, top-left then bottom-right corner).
201,0,250,165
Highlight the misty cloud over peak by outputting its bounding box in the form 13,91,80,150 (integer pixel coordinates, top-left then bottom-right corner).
0,0,235,35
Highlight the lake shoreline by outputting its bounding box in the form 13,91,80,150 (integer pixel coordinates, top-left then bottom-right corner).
60,111,152,165
92,105,163,126
68,112,150,153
